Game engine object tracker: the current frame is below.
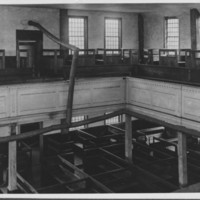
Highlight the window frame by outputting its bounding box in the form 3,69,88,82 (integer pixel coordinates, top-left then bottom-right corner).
104,17,122,49
164,16,180,50
68,15,88,49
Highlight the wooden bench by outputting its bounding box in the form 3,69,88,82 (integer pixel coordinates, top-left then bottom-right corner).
123,49,139,64
159,49,178,67
148,49,159,65
96,49,122,65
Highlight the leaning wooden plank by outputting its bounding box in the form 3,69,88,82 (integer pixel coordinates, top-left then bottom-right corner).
58,155,113,193
2,108,200,145
0,109,125,144
17,173,37,193
28,20,79,131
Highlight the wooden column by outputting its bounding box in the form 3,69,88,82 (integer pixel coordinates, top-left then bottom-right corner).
7,123,17,192
125,114,132,163
60,9,69,58
178,131,188,187
190,9,200,50
138,13,144,63
39,122,44,162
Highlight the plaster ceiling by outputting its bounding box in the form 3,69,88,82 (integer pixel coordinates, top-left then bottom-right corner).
9,3,200,13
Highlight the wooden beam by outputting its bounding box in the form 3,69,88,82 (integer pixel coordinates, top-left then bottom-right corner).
178,131,188,187
125,114,132,163
7,123,17,192
1,107,200,145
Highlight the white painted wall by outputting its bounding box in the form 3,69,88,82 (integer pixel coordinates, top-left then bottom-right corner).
143,8,191,49
0,5,60,56
68,9,138,49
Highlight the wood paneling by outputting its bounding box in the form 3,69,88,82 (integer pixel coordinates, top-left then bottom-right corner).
0,77,124,126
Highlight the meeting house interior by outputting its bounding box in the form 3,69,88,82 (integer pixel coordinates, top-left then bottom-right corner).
0,3,199,194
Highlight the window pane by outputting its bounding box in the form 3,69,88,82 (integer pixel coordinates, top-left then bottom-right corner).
105,19,121,49
165,18,179,49
69,17,85,49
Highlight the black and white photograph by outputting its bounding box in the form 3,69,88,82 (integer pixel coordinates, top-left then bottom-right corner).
0,0,199,198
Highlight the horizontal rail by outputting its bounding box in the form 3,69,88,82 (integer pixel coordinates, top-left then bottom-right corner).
1,108,200,144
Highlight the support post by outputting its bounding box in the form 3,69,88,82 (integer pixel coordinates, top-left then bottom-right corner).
125,114,132,163
7,123,17,192
138,13,144,63
178,131,188,187
190,9,200,50
60,9,69,59
39,122,44,162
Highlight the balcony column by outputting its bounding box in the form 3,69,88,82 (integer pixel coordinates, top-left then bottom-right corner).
7,123,17,192
125,114,133,163
178,131,188,187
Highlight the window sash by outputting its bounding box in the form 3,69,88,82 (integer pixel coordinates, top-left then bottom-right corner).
165,17,179,49
105,18,122,49
68,17,88,49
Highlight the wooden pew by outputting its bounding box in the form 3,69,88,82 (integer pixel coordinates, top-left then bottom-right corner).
73,125,124,157
142,49,149,64
159,49,178,67
122,49,139,64
148,49,159,65
111,119,161,143
136,126,165,145
77,49,96,66
41,153,113,193
44,131,75,156
0,50,5,69
98,148,178,192
178,49,190,67
150,137,178,156
185,50,200,68
42,49,63,74
96,49,122,65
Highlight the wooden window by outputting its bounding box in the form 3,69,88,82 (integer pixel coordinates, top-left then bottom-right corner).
68,16,88,50
165,17,179,49
105,18,122,49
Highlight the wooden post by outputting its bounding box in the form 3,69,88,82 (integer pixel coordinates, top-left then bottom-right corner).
178,131,188,187
7,123,17,192
190,9,199,50
60,9,69,59
138,13,144,63
125,114,132,163
39,122,44,163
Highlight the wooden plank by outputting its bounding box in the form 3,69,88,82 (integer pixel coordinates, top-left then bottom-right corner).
178,131,188,187
125,114,132,163
7,123,17,192
17,173,37,193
